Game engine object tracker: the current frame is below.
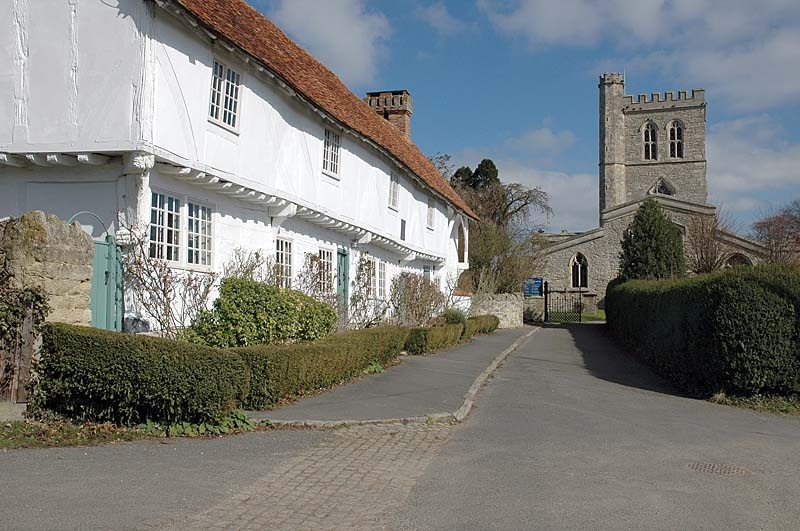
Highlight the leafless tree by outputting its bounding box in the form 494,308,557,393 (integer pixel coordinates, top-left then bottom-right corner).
222,247,279,284
686,210,737,273
347,253,388,329
388,272,445,326
121,225,217,338
752,200,800,266
294,252,337,307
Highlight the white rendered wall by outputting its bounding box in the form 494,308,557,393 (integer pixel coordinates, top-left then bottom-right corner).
0,0,149,153
151,10,462,264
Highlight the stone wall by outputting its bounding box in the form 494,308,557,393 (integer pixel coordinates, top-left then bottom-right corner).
0,211,94,325
523,296,544,322
470,293,523,329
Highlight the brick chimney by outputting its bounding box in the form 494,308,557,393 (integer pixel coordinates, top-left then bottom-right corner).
364,90,413,139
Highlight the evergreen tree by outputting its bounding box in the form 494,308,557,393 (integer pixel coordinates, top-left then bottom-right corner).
619,199,686,280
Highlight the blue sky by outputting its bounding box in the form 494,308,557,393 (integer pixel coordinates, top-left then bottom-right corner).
256,0,800,233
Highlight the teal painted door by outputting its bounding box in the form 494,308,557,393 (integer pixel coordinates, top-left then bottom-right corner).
336,247,349,307
90,235,123,331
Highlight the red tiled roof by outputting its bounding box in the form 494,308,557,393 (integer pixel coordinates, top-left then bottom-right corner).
172,0,477,220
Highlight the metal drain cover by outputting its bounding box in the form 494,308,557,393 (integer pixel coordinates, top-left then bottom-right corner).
688,462,752,477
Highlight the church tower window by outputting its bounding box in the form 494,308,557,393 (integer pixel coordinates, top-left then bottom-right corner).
571,253,588,289
643,123,658,160
669,122,684,158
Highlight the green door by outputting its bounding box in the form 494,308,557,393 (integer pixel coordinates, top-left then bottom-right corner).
336,247,349,308
90,234,123,331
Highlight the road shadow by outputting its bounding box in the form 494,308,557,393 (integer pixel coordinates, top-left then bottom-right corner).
544,322,684,397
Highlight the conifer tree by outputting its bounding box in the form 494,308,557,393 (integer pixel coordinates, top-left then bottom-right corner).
619,199,686,280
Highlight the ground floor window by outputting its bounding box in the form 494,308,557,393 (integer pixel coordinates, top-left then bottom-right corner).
276,238,293,288
149,192,181,262
187,202,213,266
318,248,334,292
149,191,215,269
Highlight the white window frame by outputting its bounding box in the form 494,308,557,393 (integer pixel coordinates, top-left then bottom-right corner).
276,237,293,289
148,189,215,271
187,200,214,268
149,191,182,263
426,197,436,230
318,247,334,293
377,260,386,299
209,59,242,131
322,128,342,177
388,174,400,211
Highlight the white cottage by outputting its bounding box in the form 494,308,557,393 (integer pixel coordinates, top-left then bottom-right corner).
0,0,474,329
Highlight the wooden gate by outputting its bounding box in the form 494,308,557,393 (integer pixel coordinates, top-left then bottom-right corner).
544,281,583,323
0,306,36,403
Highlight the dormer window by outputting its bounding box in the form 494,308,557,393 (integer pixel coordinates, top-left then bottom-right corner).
669,121,684,158
323,128,341,176
209,60,241,129
643,123,658,160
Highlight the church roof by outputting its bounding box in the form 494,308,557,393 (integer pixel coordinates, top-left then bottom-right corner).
172,0,477,220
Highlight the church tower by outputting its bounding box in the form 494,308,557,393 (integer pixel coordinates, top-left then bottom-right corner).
598,73,626,221
598,74,708,225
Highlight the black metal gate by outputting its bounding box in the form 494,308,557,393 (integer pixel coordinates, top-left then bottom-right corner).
544,281,582,323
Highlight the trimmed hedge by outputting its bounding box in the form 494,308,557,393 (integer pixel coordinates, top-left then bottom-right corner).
235,326,409,409
35,324,249,425
404,323,465,355
189,277,337,348
606,264,800,397
468,315,500,334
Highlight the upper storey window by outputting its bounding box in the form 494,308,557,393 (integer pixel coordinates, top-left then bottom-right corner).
426,197,435,230
389,174,400,210
323,129,341,176
209,60,241,129
643,123,658,160
669,122,684,158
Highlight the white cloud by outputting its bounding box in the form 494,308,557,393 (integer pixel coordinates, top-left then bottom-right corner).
480,0,800,110
506,127,576,160
415,3,467,37
269,0,391,88
707,115,800,215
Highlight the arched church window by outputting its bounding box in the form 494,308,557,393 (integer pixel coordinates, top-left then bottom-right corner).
571,253,588,289
669,121,684,158
651,178,674,196
644,123,658,160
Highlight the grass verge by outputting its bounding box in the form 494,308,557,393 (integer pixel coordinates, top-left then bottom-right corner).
1,411,261,450
710,392,800,416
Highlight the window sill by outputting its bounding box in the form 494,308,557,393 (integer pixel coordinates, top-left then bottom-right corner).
207,118,240,136
322,169,341,181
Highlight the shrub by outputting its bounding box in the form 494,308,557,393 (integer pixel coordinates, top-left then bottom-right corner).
236,326,409,409
189,277,336,348
404,324,465,355
33,324,249,425
605,264,800,397
468,315,500,334
443,308,468,338
427,324,464,350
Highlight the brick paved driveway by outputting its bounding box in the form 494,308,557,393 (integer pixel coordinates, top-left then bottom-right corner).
148,424,452,531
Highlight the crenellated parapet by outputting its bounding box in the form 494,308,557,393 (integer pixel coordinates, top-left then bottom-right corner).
624,89,705,110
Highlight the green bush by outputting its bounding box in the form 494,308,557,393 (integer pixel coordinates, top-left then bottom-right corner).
606,264,800,397
34,324,249,425
427,324,464,350
189,277,337,348
619,198,686,280
404,323,466,354
468,315,500,334
236,326,409,409
443,308,469,338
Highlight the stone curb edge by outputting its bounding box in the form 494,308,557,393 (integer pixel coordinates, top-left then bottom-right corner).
253,326,540,429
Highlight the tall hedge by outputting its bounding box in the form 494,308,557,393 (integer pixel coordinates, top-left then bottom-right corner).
235,326,409,409
35,324,250,425
605,264,800,396
189,277,337,348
